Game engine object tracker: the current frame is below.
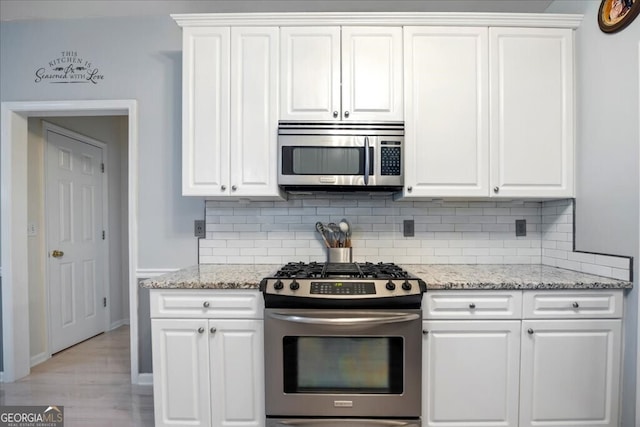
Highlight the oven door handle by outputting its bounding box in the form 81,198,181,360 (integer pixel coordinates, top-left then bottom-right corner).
268,312,420,326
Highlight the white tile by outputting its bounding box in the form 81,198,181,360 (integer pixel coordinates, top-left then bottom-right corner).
556,223,573,233
435,248,463,256
365,240,394,248
542,240,557,249
505,240,536,248
543,248,568,259
442,215,468,224
454,224,482,232
490,248,518,256
541,256,558,267
233,224,261,232
240,248,268,256
461,232,491,240
356,216,386,224
268,248,296,256
455,208,484,215
580,263,613,278
207,224,235,232
469,216,497,224
200,240,227,248
267,231,296,240
463,248,490,256
421,240,449,248
395,255,422,264
482,224,510,232
426,224,456,232
393,240,422,248
555,258,581,271
568,252,595,264
594,254,631,270
433,232,462,240
274,215,302,224
477,256,505,264
317,207,345,215
610,268,631,281
260,223,291,232
421,256,452,264
227,240,255,248
503,256,536,264
345,207,373,216
282,240,310,248
200,255,227,264
556,241,573,251
199,248,213,256
517,248,541,256
413,215,442,223
254,256,284,264
427,208,456,215
483,208,511,215
448,256,478,264
227,256,253,263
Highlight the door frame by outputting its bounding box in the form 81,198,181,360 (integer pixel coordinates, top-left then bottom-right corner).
42,121,110,356
1,100,139,383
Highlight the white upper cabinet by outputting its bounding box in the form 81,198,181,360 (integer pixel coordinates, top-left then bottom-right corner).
280,26,403,121
182,27,230,196
182,26,282,198
230,27,281,197
489,27,574,198
404,27,489,197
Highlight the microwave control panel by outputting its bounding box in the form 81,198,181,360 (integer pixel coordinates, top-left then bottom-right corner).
380,141,402,176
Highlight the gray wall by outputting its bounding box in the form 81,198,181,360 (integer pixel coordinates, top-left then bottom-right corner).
0,15,203,269
547,2,639,426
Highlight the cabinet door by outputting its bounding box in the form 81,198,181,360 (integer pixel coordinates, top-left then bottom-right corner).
152,319,211,427
403,27,489,197
230,27,281,198
342,26,403,121
182,27,231,196
489,28,574,198
209,319,264,427
423,320,521,427
520,320,621,427
280,27,340,121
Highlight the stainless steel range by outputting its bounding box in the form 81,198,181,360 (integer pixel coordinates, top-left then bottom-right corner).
260,262,426,427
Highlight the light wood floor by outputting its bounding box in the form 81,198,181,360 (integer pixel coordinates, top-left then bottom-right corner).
0,326,154,427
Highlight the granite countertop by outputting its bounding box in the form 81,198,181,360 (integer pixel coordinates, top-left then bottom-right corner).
402,264,632,290
140,264,278,289
140,263,632,290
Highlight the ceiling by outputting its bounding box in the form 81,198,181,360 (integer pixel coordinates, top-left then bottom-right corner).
0,0,555,21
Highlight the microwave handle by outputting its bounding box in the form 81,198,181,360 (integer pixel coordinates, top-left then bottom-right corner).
363,136,370,185
268,311,420,326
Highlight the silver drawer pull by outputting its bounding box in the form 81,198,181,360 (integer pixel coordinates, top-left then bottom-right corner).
203,301,210,308
527,328,534,335
210,327,217,334
469,303,476,309
572,302,579,308
422,330,429,335
197,327,205,334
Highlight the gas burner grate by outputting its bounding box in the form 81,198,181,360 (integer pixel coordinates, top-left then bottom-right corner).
273,261,410,279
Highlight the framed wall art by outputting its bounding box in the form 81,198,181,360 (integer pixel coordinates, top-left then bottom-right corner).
598,0,640,33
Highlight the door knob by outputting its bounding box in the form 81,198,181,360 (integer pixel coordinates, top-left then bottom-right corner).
51,250,64,258
344,111,350,118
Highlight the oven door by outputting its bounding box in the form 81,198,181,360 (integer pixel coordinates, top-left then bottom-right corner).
278,135,375,187
264,309,422,418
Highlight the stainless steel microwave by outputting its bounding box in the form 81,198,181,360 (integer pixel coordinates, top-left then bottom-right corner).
277,121,404,192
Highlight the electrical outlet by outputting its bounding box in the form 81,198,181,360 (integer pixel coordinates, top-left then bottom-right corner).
403,220,415,237
194,220,206,238
515,219,526,237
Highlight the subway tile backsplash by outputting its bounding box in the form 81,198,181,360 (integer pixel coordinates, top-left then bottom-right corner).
200,195,631,281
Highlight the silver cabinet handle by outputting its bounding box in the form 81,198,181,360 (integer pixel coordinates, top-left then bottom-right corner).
210,327,217,334
221,185,227,191
231,185,237,191
573,302,580,308
469,303,476,309
333,111,339,118
422,330,429,335
493,186,499,193
198,327,205,334
203,301,210,308
407,186,412,192
344,111,350,118
527,328,534,335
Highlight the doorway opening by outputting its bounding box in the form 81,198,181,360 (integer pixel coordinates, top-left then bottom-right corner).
1,100,139,383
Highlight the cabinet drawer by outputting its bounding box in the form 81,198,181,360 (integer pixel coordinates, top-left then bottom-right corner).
150,289,263,319
424,291,522,319
523,290,623,319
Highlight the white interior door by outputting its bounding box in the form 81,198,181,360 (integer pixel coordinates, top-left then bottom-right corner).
46,127,107,354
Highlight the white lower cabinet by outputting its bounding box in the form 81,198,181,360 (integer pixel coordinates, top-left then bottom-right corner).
422,290,623,427
519,319,621,427
151,290,264,427
422,320,521,427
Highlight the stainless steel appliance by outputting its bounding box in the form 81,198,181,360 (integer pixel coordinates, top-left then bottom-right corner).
260,262,426,426
277,122,404,192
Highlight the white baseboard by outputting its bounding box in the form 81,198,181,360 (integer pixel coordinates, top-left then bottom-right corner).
30,352,50,367
137,373,153,386
109,319,128,331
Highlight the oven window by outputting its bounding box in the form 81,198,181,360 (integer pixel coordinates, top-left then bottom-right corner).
282,336,403,394
281,147,374,175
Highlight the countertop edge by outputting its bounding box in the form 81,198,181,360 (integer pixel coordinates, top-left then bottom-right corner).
139,264,632,291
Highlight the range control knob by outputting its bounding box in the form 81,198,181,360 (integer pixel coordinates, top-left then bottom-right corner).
402,280,412,291
273,280,284,290
386,280,396,291
290,280,300,291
